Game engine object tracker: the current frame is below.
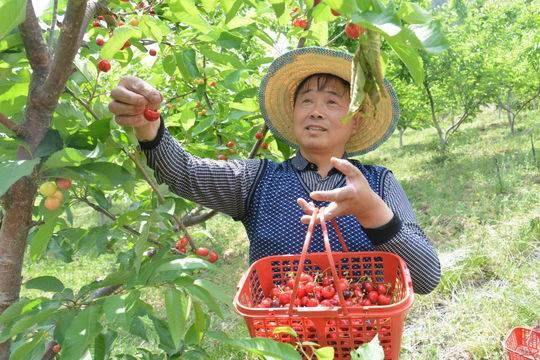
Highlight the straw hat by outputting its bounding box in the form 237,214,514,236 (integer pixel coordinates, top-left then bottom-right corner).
258,47,400,156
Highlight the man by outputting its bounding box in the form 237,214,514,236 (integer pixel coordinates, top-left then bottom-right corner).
109,47,440,294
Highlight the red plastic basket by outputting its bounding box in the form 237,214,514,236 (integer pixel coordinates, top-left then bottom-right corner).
234,208,414,359
503,326,539,360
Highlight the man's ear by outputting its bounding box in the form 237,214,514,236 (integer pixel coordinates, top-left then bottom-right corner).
352,112,362,132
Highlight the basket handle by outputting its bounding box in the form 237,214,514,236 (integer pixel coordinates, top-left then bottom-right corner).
288,208,349,315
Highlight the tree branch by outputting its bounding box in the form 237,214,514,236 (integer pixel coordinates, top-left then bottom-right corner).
513,88,540,122
41,0,97,107
0,114,23,136
19,0,50,80
47,0,59,51
183,209,217,227
74,193,161,246
64,87,100,121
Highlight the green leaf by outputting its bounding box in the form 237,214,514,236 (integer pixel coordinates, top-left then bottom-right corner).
314,346,335,360
323,0,358,16
198,46,245,68
93,331,117,360
352,5,402,37
201,0,218,12
0,32,22,52
185,284,223,318
191,116,215,136
410,21,449,54
224,0,244,23
209,331,301,359
102,295,128,329
24,276,64,293
273,326,298,338
134,219,151,273
2,308,58,342
155,258,215,273
350,334,384,360
0,159,40,198
61,305,103,359
100,26,142,60
193,278,232,304
42,145,106,170
0,0,26,40
139,15,169,42
216,31,243,49
168,0,211,32
0,298,43,325
397,2,432,24
175,48,201,80
270,0,285,18
164,287,188,350
77,162,134,187
10,332,46,360
386,33,424,85
34,130,63,158
29,214,59,260
184,301,207,345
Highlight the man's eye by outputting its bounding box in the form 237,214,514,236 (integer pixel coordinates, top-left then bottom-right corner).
302,99,312,103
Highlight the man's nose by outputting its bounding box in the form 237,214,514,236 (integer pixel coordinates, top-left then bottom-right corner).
309,103,324,118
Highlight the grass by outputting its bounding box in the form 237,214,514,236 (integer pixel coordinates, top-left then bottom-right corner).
20,109,539,359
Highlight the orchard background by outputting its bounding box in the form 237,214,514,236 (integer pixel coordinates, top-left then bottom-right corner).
0,0,538,359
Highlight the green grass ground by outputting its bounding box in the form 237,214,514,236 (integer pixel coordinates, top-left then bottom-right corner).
21,109,539,359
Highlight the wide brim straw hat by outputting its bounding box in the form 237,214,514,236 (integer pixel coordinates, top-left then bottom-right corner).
258,47,400,156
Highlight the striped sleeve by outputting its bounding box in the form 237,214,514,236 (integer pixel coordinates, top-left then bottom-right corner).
374,171,441,294
140,125,263,221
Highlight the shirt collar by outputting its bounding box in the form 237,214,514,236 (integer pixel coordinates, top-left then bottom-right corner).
291,151,347,176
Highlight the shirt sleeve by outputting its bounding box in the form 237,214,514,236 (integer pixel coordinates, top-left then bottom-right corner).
371,171,441,294
138,119,264,221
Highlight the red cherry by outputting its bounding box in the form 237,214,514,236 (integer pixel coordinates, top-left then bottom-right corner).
97,15,105,21
321,286,336,299
306,298,319,307
255,131,264,140
361,298,372,306
207,251,218,263
96,37,105,46
143,108,160,121
97,60,111,72
217,154,228,161
149,49,157,56
345,23,364,40
55,178,72,190
121,40,131,50
278,291,291,305
208,81,217,87
368,290,379,304
177,247,187,254
378,294,391,305
92,20,101,27
52,344,61,353
292,19,308,29
260,298,272,308
178,236,189,248
261,142,269,150
195,247,209,256
377,284,387,295
226,141,235,148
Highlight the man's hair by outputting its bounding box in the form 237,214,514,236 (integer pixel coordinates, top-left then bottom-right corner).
293,73,350,104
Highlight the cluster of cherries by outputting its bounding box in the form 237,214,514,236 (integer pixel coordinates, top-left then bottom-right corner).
256,272,393,308
175,236,219,263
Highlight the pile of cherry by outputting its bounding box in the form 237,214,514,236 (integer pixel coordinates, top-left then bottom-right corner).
256,272,394,308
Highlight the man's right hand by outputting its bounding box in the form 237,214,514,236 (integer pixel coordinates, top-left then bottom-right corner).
109,76,163,141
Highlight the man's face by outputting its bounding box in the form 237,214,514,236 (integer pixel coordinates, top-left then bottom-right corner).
293,76,358,155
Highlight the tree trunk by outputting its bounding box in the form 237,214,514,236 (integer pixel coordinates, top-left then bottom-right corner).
506,89,515,134
0,179,37,360
398,128,405,147
0,1,95,358
423,80,447,151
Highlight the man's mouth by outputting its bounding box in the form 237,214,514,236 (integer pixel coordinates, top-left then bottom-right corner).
305,125,327,132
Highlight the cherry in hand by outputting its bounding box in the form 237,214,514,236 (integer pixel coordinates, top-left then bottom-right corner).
143,107,160,122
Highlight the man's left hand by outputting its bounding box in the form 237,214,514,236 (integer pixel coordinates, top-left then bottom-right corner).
297,157,393,228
